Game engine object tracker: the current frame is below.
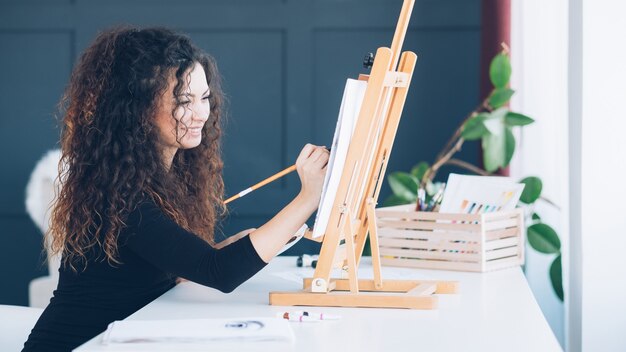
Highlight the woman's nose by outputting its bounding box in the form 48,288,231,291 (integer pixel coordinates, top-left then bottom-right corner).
193,103,210,122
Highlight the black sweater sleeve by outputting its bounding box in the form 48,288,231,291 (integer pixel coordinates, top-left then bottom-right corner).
123,200,267,293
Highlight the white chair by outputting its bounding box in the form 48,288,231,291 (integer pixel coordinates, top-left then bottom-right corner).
25,149,62,308
0,304,43,351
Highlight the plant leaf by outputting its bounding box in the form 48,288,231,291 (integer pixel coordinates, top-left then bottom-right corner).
520,176,543,204
550,254,564,301
481,108,510,172
490,52,512,88
483,107,508,135
504,126,515,167
383,194,413,206
527,223,561,254
482,133,505,172
481,110,507,172
488,88,515,109
505,112,535,126
387,172,418,201
410,162,430,183
462,113,489,140
532,212,541,221
426,181,444,197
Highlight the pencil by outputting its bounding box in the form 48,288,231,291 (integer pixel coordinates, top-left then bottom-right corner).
224,164,297,205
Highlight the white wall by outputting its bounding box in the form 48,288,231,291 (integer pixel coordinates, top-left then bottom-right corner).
510,0,569,347
514,1,626,350
567,0,583,350
575,0,626,350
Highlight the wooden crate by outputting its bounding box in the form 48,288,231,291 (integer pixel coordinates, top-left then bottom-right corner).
375,204,525,272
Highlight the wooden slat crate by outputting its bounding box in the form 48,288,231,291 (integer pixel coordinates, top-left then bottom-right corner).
375,204,525,272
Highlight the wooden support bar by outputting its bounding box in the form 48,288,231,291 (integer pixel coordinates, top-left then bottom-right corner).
484,257,522,272
379,237,481,252
485,227,519,241
342,211,359,294
407,283,437,296
366,199,384,289
390,0,415,68
483,218,519,231
381,257,484,273
303,229,324,243
485,246,519,261
377,227,479,242
378,247,482,261
484,236,519,250
377,219,482,232
270,291,437,310
383,71,410,87
302,278,459,294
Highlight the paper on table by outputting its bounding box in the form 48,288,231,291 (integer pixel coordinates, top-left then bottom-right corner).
312,79,368,238
101,317,294,345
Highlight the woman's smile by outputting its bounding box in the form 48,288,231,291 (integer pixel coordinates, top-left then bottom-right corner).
185,126,203,137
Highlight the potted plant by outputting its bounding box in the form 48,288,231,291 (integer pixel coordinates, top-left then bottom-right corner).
383,45,563,301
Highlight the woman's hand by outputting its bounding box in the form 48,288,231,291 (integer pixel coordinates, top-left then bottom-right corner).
248,145,328,262
295,143,329,212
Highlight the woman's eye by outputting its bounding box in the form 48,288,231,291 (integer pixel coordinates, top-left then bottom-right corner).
180,100,191,105
202,96,210,101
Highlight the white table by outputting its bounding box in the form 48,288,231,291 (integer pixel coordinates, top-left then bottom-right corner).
75,257,561,352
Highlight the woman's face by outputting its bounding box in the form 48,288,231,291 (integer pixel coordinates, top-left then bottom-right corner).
155,62,211,162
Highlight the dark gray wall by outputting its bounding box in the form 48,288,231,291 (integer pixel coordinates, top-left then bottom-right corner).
0,0,481,305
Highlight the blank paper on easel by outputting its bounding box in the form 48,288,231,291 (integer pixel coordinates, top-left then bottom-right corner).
312,79,368,238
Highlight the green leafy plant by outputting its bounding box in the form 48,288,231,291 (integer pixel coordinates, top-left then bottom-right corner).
383,46,564,301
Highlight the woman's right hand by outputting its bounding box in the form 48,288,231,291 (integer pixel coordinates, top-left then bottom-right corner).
248,144,329,262
295,143,329,212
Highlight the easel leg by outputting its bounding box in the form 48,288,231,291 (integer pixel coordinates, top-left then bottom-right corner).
366,198,384,289
341,210,359,293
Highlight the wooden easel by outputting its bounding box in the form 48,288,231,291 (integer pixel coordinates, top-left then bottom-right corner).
270,0,458,309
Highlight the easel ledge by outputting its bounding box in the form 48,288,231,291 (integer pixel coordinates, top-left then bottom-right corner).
271,278,458,309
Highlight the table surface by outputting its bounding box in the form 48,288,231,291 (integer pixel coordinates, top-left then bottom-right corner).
75,257,561,352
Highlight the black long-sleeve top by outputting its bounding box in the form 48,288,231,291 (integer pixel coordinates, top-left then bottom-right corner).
22,199,267,352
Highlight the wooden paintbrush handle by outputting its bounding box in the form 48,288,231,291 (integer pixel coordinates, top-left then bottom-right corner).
224,164,297,204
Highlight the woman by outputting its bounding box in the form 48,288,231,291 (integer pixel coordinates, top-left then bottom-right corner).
23,27,328,351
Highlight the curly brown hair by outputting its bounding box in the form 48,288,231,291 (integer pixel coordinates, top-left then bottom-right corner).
48,27,227,271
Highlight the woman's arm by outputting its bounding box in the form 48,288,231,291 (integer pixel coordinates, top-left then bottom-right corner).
125,201,266,293
123,144,327,292
249,144,329,262
213,228,256,250
172,227,254,283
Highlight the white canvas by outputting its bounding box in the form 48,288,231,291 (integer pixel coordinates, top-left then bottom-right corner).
311,79,368,238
